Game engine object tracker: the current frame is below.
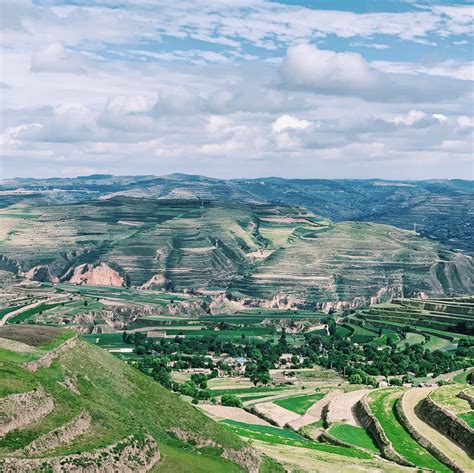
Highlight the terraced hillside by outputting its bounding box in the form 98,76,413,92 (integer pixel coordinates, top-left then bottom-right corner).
2,174,472,255
353,297,474,342
0,198,472,307
0,326,279,472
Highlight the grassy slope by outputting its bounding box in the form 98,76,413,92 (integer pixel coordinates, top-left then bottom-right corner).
0,327,274,472
368,389,449,472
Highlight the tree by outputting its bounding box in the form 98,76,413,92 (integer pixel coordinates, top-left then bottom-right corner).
349,373,363,384
221,394,242,408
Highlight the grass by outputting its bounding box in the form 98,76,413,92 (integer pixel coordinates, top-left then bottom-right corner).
273,392,325,415
6,302,66,324
0,328,259,472
328,423,379,453
453,368,473,384
458,412,474,428
221,420,372,460
222,420,305,441
368,389,450,471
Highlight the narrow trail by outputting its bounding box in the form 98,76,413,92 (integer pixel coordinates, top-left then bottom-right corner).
402,387,472,472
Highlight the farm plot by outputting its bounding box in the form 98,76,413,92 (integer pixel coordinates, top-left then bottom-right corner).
367,389,449,472
431,385,474,428
328,423,379,453
400,387,472,471
326,389,368,426
221,420,372,460
274,392,325,415
199,405,271,426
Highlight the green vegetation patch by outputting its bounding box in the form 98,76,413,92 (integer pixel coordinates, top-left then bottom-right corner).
273,392,325,415
221,420,371,460
368,389,449,471
328,423,379,453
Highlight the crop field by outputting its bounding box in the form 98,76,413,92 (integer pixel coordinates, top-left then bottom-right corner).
274,392,325,415
431,385,474,428
221,420,372,459
367,389,450,471
356,298,474,345
328,424,379,453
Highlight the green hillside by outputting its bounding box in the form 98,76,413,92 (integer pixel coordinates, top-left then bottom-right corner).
0,198,472,307
0,326,278,472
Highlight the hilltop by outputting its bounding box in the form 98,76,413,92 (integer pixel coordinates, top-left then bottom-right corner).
0,325,279,472
0,197,472,308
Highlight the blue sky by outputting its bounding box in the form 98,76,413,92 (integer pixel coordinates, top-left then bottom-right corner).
1,0,473,179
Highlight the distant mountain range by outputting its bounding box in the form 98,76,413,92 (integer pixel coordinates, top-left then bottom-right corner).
1,174,473,255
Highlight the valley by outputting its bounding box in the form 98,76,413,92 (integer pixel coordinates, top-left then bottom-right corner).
0,176,472,472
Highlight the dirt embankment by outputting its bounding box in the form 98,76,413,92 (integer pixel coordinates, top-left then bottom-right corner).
23,336,78,373
0,386,54,438
22,411,92,455
418,395,474,458
355,395,413,467
2,433,160,472
170,427,261,473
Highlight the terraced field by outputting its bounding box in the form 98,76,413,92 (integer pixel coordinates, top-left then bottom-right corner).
354,297,474,349
366,389,450,471
431,385,474,428
328,423,379,453
273,392,325,415
1,198,472,307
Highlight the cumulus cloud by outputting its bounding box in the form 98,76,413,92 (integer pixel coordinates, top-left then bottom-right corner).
31,42,87,74
271,115,312,133
0,123,43,145
390,110,427,126
279,44,381,98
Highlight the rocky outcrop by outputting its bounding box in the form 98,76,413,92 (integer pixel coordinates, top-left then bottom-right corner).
23,336,78,373
355,395,413,467
419,395,474,457
169,427,261,472
22,265,58,283
140,274,167,290
0,386,54,438
22,411,91,455
222,447,261,473
66,262,126,287
1,432,160,472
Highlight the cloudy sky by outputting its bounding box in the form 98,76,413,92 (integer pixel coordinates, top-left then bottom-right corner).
1,0,473,179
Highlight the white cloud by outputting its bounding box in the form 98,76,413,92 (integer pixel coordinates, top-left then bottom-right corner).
457,116,474,128
390,110,426,126
271,115,312,133
279,44,379,97
31,42,87,74
0,123,43,145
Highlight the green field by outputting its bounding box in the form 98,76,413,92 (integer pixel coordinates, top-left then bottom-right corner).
273,392,325,415
328,423,379,453
6,302,67,324
368,389,450,471
221,420,372,460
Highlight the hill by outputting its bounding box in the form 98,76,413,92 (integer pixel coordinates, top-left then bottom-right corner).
0,197,472,308
0,325,279,472
1,174,472,255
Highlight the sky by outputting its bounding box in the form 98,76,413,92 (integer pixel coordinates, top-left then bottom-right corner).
1,0,473,180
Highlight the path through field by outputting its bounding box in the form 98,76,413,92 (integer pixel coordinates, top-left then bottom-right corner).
198,404,271,426
401,387,472,471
